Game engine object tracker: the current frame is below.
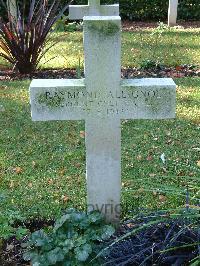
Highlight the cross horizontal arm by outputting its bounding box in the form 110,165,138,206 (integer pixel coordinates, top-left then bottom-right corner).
69,4,119,20
29,79,86,121
29,78,176,122
120,78,176,119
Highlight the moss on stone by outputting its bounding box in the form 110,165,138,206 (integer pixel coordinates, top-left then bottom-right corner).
87,21,120,36
37,92,65,109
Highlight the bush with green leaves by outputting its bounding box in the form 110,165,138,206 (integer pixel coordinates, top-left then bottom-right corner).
0,209,28,240
72,0,200,21
1,0,200,22
23,209,115,266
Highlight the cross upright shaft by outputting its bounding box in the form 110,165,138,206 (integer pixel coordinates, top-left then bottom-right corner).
84,16,121,223
88,0,100,6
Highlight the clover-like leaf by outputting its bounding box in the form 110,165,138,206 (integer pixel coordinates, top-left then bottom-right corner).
47,247,65,264
75,244,92,262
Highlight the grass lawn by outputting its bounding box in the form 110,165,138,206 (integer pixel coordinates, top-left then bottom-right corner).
0,25,200,223
1,27,200,70
0,77,199,221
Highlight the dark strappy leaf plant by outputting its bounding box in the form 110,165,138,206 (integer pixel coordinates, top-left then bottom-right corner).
0,0,72,74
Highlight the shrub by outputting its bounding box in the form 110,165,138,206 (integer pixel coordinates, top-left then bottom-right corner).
23,209,115,265
0,209,28,240
0,0,72,74
72,0,200,21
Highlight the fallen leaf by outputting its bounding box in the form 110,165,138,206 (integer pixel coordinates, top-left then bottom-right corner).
61,195,69,202
48,179,53,185
166,139,173,145
149,173,156,177
138,188,144,194
160,153,166,164
9,180,14,188
74,163,81,168
14,167,22,174
175,65,183,71
80,131,85,138
28,182,33,188
153,191,158,196
59,169,65,176
147,155,153,161
136,155,142,161
32,161,36,168
159,195,167,202
197,160,200,167
166,131,171,136
162,167,167,173
177,171,185,176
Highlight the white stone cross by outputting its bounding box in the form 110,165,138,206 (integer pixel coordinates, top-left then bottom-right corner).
168,0,178,26
29,16,176,224
69,0,119,20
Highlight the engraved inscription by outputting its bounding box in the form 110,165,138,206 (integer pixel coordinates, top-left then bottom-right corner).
37,87,167,116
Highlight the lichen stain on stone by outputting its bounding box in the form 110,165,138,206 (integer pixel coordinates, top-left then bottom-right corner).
37,92,65,110
87,21,120,36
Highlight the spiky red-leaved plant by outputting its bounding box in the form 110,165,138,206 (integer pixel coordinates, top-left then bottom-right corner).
0,0,72,74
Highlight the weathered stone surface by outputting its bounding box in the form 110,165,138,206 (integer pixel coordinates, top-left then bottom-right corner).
120,78,176,119
29,15,176,224
30,79,85,121
168,0,178,26
30,78,176,121
69,0,119,20
84,16,121,223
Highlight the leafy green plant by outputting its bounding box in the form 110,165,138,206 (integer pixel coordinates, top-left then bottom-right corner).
54,17,83,32
140,59,159,70
65,22,83,32
0,0,72,74
0,209,28,240
23,209,115,265
54,15,69,32
139,22,170,69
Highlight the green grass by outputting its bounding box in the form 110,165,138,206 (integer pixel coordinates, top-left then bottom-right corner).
0,78,199,221
0,25,200,223
1,27,200,70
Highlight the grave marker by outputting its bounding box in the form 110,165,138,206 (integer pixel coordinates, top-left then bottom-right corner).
168,0,178,26
30,15,176,224
69,0,119,19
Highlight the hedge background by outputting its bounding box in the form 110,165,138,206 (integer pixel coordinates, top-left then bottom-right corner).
73,0,200,21
0,0,200,21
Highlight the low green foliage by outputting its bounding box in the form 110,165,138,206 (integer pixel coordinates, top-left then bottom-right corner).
0,208,28,240
23,209,115,265
54,16,83,33
140,59,159,70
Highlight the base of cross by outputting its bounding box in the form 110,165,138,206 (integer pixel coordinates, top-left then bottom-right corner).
29,15,176,224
